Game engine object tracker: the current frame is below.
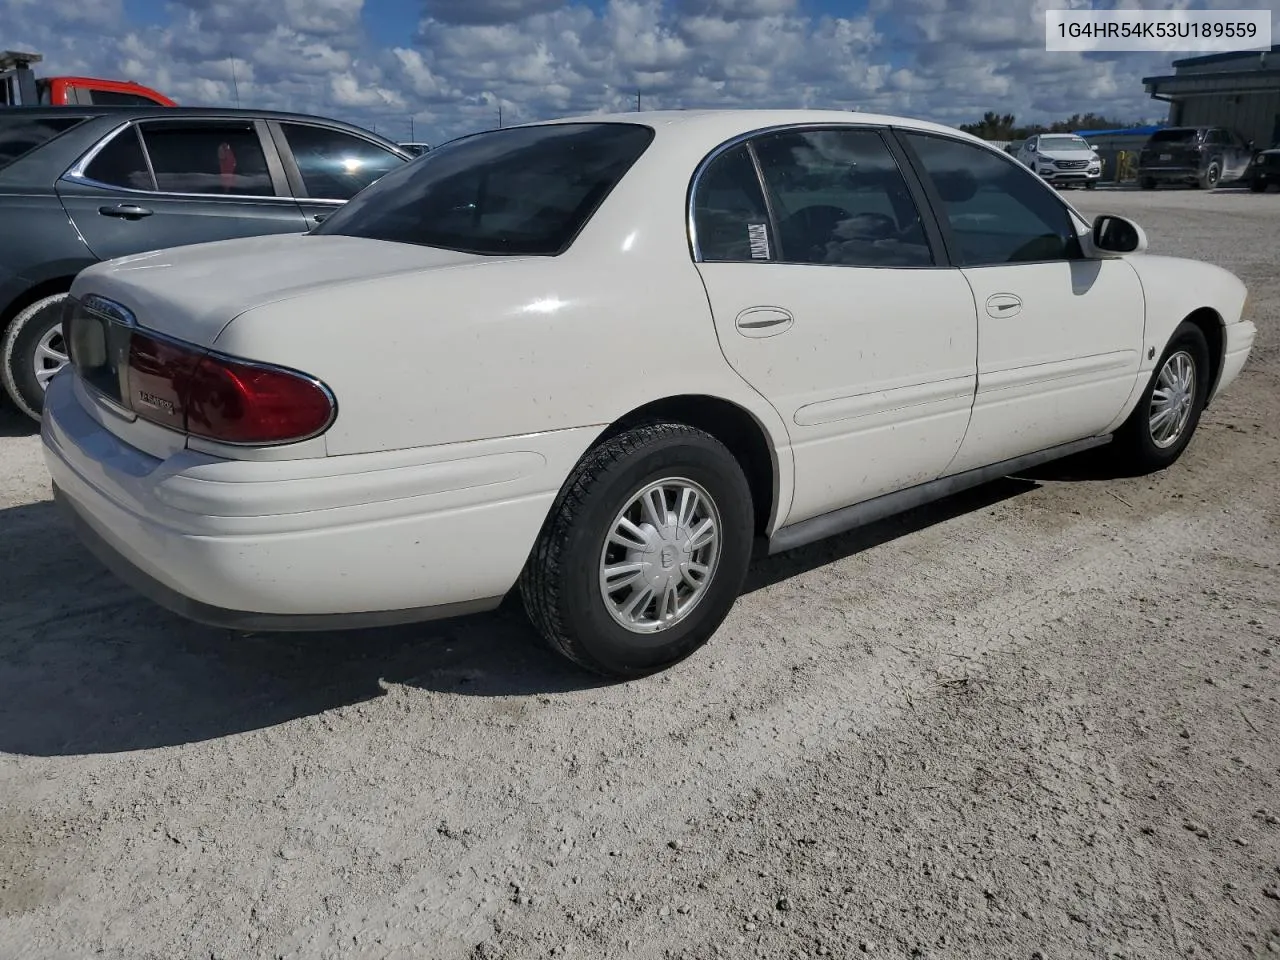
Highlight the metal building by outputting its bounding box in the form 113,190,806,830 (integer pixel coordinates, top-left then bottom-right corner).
1143,45,1280,148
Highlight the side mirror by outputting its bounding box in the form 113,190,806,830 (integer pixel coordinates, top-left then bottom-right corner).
1091,144,1099,153
1090,214,1147,256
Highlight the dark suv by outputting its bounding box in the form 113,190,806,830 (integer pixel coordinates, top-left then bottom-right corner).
1250,142,1280,192
0,106,410,420
1137,126,1254,190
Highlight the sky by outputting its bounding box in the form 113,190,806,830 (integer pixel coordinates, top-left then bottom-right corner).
4,0,1277,146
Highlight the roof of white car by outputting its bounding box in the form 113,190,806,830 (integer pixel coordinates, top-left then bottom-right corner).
529,108,984,145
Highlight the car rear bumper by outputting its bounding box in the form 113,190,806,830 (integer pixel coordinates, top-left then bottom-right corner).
1138,166,1201,181
41,371,596,630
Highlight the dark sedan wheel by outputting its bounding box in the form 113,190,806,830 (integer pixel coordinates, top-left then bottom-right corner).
520,422,754,679
1112,321,1211,474
1250,176,1268,193
1,292,70,422
1199,161,1221,190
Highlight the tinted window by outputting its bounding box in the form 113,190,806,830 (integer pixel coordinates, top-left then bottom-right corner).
691,145,772,262
753,128,932,267
1148,129,1199,144
314,122,654,256
138,121,274,196
0,115,89,170
905,133,1079,267
83,126,155,190
87,90,162,106
280,124,405,200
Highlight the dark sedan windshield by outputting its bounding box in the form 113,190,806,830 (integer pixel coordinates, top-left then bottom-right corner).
312,122,655,256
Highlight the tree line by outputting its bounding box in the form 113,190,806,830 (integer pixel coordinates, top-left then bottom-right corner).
957,111,1149,140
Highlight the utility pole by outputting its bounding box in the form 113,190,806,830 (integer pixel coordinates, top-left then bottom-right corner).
409,116,414,140
229,56,241,107
636,89,641,112
498,104,503,128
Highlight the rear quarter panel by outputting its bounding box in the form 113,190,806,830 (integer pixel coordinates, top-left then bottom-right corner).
0,190,95,317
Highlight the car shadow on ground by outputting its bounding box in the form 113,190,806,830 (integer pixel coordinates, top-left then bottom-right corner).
0,404,38,438
0,462,1113,757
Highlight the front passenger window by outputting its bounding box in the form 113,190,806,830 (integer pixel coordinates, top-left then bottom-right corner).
904,133,1080,267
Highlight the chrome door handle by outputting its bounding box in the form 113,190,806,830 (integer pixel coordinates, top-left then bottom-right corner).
985,294,1023,318
99,203,153,220
735,306,793,338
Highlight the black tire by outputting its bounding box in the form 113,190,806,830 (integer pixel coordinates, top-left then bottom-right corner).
1085,180,1097,190
1139,177,1156,190
1112,321,1211,475
520,422,754,678
1250,177,1267,193
1,292,70,422
1199,161,1221,191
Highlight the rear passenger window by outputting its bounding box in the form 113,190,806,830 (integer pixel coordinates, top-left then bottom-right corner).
137,121,274,196
751,128,933,267
83,126,155,191
691,145,773,262
278,123,404,200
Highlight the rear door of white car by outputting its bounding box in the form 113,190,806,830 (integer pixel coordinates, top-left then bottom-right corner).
691,124,979,527
897,130,1145,475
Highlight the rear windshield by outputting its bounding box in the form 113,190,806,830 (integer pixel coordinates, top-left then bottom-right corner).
312,122,655,256
1148,129,1199,144
0,115,90,170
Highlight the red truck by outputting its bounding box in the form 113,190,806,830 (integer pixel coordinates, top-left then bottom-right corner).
1,50,175,107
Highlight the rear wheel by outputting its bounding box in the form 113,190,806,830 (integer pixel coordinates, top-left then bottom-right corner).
520,422,754,678
1112,321,1211,474
1199,161,1221,190
1139,177,1156,190
1,292,70,422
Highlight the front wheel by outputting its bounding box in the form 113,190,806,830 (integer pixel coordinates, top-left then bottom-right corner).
1,292,70,422
1085,180,1097,190
520,422,754,678
1250,176,1268,193
1111,321,1211,474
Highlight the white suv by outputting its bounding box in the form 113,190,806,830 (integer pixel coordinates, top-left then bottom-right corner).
1017,133,1102,189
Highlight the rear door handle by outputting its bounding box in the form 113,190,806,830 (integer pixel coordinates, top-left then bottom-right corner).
985,293,1023,319
735,306,793,338
99,203,153,220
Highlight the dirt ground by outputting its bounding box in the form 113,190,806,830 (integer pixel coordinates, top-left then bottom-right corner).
1,186,1278,960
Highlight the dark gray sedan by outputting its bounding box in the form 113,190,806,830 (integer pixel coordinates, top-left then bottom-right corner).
0,106,410,420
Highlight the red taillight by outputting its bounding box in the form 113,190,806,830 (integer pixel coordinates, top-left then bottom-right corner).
125,333,334,445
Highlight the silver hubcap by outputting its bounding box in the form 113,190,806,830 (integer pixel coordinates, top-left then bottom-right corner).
599,478,721,635
1149,350,1196,449
33,325,70,389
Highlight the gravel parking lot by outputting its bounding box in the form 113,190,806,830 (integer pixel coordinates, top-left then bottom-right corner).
2,186,1278,960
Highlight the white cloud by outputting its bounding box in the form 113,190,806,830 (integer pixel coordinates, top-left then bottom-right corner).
5,0,1269,145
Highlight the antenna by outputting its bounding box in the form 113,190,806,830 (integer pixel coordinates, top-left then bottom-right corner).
409,116,414,140
498,103,503,128
636,89,641,111
229,55,241,107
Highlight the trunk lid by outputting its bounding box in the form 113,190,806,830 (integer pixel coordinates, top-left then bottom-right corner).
63,233,496,458
68,232,491,346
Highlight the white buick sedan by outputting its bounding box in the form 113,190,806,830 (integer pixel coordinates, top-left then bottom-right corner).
42,110,1256,678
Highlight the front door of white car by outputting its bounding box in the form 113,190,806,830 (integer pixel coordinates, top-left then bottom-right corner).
899,132,1145,473
690,126,980,526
